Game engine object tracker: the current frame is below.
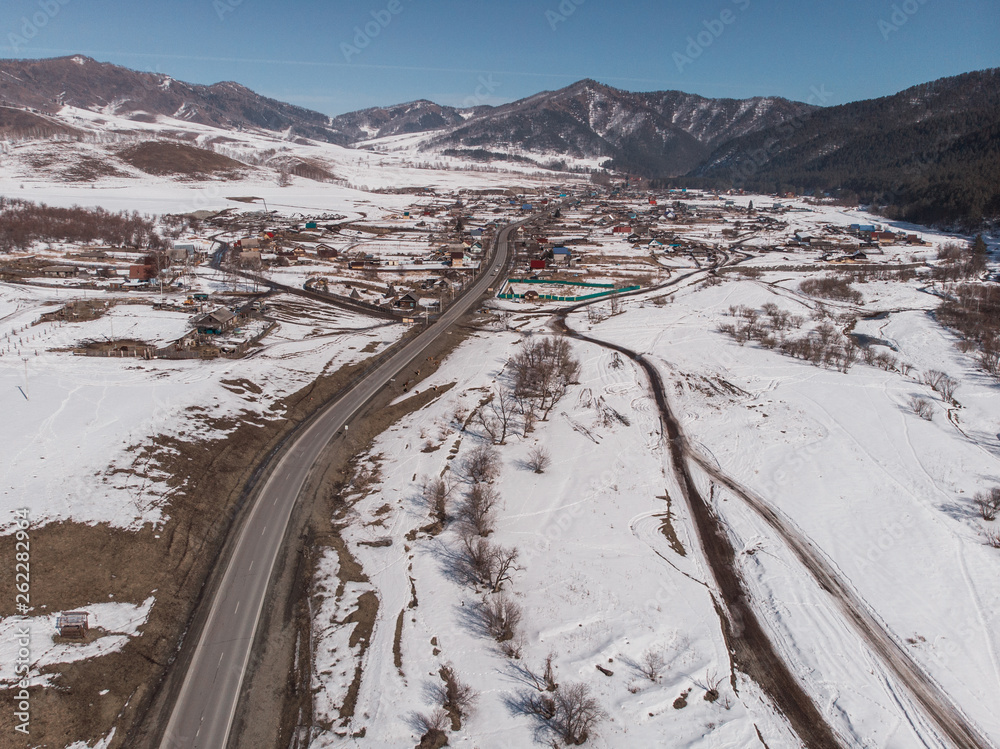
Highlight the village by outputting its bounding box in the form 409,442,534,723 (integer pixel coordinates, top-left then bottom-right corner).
0,184,942,365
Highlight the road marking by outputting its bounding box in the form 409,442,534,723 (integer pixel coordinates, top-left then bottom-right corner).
261,525,267,535
234,600,240,614
248,559,254,572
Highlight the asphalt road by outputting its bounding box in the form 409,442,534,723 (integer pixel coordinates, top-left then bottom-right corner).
158,217,532,749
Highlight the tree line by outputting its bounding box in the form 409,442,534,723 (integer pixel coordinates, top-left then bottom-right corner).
0,197,167,253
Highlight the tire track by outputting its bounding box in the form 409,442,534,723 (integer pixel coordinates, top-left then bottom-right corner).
556,313,994,749
554,313,844,749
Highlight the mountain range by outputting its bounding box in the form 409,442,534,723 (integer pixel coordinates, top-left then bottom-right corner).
1,55,997,224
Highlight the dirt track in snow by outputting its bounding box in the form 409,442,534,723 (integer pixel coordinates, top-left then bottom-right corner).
556,309,994,749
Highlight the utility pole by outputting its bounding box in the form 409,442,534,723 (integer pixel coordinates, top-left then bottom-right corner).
22,357,29,400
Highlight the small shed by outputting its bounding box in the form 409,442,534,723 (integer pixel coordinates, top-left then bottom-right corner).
56,611,89,638
523,289,540,302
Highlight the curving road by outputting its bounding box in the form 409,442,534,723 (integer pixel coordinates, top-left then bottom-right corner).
556,307,993,749
157,216,534,749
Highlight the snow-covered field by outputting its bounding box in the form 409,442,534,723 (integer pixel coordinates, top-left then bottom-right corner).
306,325,796,748
297,202,1000,748
0,283,405,531
3,132,999,749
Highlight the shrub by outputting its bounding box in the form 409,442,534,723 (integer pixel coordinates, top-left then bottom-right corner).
526,445,551,473
461,443,500,484
551,683,606,745
480,594,522,642
909,396,934,420
799,276,863,304
974,488,1000,521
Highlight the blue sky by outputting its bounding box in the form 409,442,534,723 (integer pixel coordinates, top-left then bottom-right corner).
2,0,998,115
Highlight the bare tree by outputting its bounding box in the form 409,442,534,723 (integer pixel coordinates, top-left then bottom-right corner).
638,648,665,682
922,369,945,391
974,488,1000,521
518,337,579,419
523,692,557,720
480,594,522,642
438,665,477,730
422,475,451,524
460,535,496,588
909,396,934,421
543,653,558,692
500,631,525,660
459,483,499,537
980,350,1000,379
609,293,623,316
415,708,449,745
461,443,500,483
551,683,606,745
458,535,519,592
985,528,1000,549
702,670,723,702
478,387,517,444
937,373,959,402
526,445,551,473
486,543,519,592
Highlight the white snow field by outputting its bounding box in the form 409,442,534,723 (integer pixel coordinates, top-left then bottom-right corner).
300,206,1000,747
0,283,405,532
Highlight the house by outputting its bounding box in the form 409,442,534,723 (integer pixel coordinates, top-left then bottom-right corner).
529,259,546,270
450,251,465,268
552,247,572,264
849,224,879,234
395,292,418,310
41,265,78,278
129,264,157,281
192,308,237,335
612,226,631,234
56,611,89,638
316,244,339,259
